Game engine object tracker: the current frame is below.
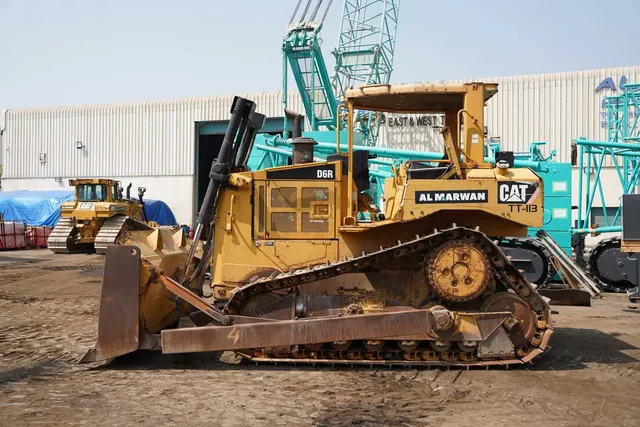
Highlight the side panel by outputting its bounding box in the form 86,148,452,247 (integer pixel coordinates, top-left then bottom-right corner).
400,169,543,228
213,174,340,286
257,180,337,240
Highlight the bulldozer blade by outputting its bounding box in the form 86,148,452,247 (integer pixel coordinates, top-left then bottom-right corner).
80,245,141,363
538,288,591,306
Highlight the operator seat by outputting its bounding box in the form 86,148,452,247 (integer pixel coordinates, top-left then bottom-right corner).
406,160,451,180
327,150,370,191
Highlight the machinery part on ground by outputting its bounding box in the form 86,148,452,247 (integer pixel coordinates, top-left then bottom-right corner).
50,214,151,255
94,215,151,255
48,217,84,254
498,237,553,287
536,230,602,299
537,289,592,306
588,237,636,292
621,194,640,302
81,245,143,362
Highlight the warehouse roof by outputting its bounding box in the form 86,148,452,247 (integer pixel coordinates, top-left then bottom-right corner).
3,91,300,119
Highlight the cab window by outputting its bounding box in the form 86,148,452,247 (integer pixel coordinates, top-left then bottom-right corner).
78,184,107,202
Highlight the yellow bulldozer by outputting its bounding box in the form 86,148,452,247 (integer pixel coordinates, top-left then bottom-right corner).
83,82,553,367
49,178,153,254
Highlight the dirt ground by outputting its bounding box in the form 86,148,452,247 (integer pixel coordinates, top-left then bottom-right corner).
0,250,639,427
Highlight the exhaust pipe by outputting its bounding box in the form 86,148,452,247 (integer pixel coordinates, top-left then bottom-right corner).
126,183,132,199
137,187,148,222
285,109,303,138
285,109,316,164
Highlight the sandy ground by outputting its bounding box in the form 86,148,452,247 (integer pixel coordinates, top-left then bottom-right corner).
0,250,639,427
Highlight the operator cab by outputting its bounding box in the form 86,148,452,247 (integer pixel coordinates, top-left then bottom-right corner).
69,179,123,203
344,82,498,178
336,82,499,224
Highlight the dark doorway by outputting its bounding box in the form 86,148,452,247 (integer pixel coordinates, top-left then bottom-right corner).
196,134,223,214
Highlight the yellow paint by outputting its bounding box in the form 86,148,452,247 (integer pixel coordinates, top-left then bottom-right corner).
124,81,546,332
205,81,543,288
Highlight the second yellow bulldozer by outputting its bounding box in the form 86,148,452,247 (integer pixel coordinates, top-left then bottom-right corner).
83,82,553,367
49,179,153,254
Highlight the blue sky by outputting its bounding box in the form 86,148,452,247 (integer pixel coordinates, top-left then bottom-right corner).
0,0,637,112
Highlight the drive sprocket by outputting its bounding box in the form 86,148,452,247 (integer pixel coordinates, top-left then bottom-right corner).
426,239,490,302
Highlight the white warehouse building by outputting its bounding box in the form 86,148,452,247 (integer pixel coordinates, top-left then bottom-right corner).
1,65,638,226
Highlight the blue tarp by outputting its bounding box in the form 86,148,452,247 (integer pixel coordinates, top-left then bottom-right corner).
0,190,73,227
0,190,177,227
139,198,178,226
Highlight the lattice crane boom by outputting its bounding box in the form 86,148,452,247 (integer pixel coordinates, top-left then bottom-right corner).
331,0,400,146
282,0,400,145
331,0,400,100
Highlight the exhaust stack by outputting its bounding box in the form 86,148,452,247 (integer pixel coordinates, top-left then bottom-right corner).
291,137,318,165
285,108,303,138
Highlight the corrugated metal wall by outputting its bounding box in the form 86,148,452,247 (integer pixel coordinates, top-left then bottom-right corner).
3,66,639,178
3,92,303,179
447,66,640,162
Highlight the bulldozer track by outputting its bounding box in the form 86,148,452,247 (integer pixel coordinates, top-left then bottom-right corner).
224,226,552,367
499,236,554,287
587,237,635,292
48,218,78,254
94,216,151,255
238,353,525,368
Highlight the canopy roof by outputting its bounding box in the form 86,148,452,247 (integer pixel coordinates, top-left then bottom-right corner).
344,82,498,113
70,178,119,185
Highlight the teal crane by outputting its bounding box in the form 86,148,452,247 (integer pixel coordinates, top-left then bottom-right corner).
572,82,640,291
282,0,400,145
